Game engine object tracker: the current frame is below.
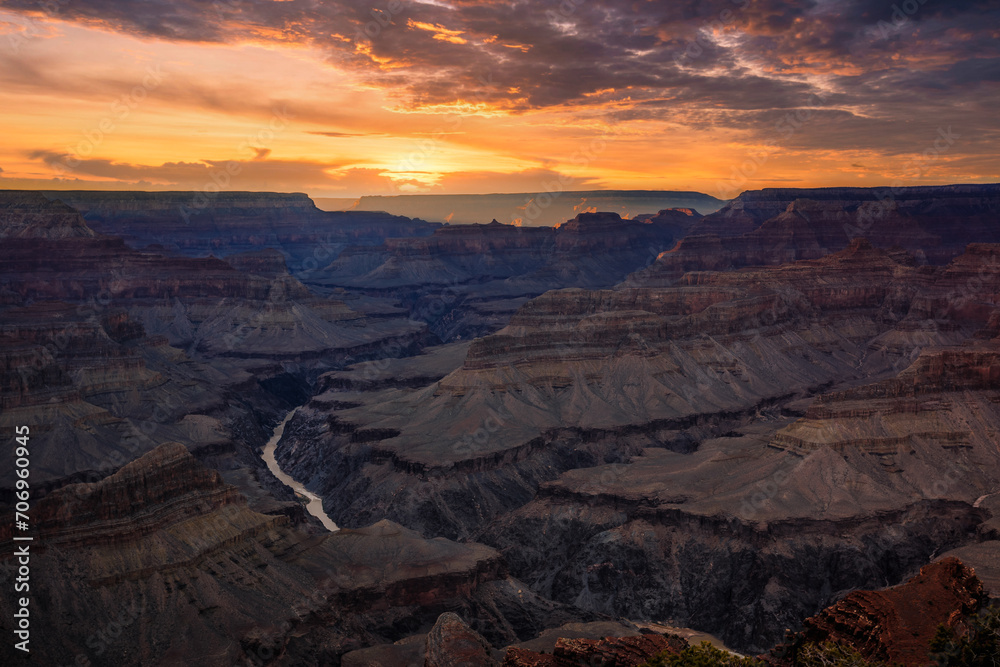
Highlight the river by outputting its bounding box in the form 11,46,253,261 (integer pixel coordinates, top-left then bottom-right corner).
262,409,339,532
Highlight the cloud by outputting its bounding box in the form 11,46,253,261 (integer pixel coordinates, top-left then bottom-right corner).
25,150,352,191
429,168,604,195
3,0,996,116
15,151,600,198
1,0,998,192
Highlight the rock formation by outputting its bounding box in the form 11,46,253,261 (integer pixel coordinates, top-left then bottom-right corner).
314,211,697,341
425,613,500,667
42,190,439,275
279,235,1000,650
9,184,1000,664
627,184,1000,286
767,557,986,665
0,443,585,665
503,633,687,666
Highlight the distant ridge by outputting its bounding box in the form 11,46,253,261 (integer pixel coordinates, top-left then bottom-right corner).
314,190,726,227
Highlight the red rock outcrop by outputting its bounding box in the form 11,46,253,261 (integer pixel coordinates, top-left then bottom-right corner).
768,557,985,665
425,612,500,667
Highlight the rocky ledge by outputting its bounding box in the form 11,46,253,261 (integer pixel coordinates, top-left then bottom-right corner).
768,557,986,665
0,443,590,665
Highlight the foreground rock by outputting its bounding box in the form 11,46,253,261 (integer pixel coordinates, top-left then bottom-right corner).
426,612,500,667
767,557,986,665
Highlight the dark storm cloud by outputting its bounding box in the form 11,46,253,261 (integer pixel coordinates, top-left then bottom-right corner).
2,0,998,127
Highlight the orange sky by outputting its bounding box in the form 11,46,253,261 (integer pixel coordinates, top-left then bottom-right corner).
0,0,997,199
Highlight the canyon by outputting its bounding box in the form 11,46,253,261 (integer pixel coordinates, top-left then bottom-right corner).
3,184,1000,664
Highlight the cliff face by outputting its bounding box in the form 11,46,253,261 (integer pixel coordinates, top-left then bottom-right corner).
279,240,923,534
41,190,440,275
0,298,306,506
323,212,693,289
0,189,431,358
2,192,284,303
0,190,431,520
281,237,1000,651
0,443,587,666
313,212,696,341
628,184,1000,285
768,557,986,665
0,191,98,238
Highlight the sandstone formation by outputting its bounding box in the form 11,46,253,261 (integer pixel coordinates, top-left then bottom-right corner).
767,557,986,665
425,612,500,667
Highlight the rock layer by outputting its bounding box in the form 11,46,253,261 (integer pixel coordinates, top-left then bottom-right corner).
42,190,438,275
628,184,1000,286
768,557,986,665
0,443,579,666
283,236,1000,651
316,211,698,340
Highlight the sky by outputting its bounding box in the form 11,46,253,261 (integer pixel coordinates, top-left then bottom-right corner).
0,0,998,200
